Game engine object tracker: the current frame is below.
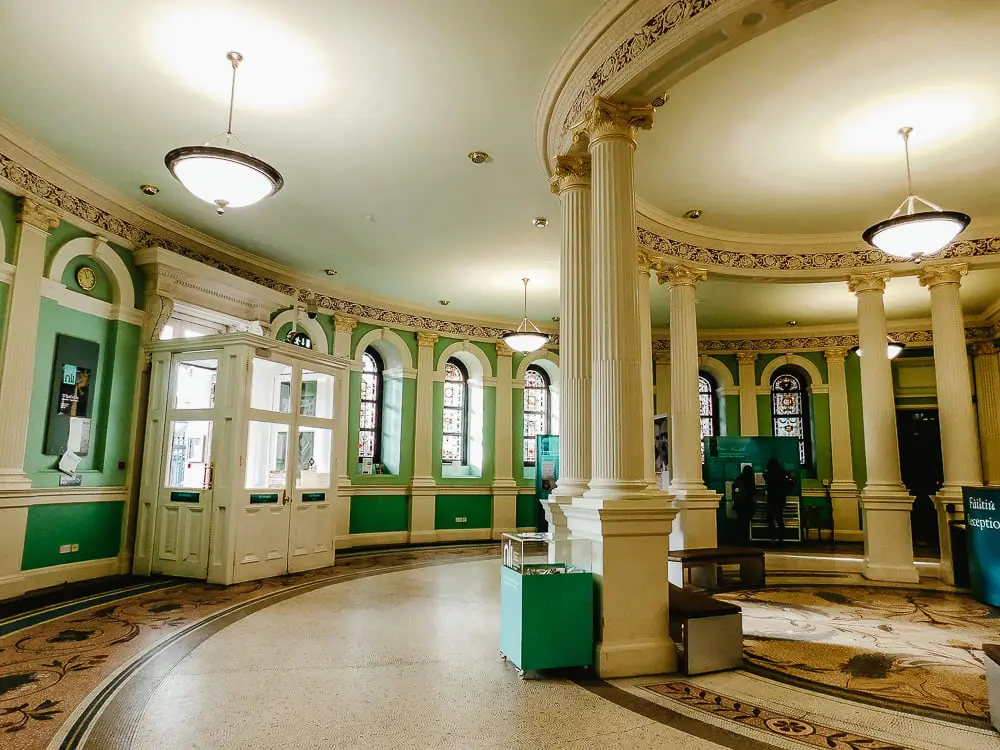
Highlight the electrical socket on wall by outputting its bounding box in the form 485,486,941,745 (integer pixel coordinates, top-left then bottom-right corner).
71,544,79,552
59,544,72,554
455,517,467,523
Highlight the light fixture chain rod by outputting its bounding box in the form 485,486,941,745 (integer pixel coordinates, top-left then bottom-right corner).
226,55,239,136
522,278,529,319
902,128,913,196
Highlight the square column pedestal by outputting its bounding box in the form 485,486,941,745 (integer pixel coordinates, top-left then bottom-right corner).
860,488,919,583
932,487,965,585
563,496,678,678
668,488,722,587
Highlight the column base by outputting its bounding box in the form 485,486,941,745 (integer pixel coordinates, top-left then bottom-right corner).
409,477,437,545
550,477,589,503
828,481,860,540
0,470,32,491
860,484,919,584
933,484,977,585
491,479,518,539
563,494,678,679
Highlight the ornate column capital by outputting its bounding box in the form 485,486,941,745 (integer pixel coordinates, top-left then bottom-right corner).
495,340,514,358
824,347,850,363
549,153,591,194
416,331,439,348
919,262,968,289
736,351,758,365
574,97,654,146
974,341,998,357
18,198,60,231
656,264,707,288
654,350,671,366
637,248,657,275
848,270,891,295
333,314,358,333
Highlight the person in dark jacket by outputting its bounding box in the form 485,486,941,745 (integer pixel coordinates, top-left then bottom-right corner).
763,457,790,543
732,465,757,545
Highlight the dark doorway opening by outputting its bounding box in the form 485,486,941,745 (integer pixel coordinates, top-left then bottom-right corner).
896,409,943,553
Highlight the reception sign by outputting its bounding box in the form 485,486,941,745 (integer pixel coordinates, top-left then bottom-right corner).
963,486,1000,607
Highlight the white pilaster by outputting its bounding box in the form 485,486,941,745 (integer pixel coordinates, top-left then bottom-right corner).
546,152,591,559
410,331,438,543
973,342,1000,487
737,352,759,436
0,199,61,490
333,315,357,548
563,98,676,679
849,271,917,583
824,347,859,539
637,250,657,490
492,341,517,537
658,264,720,560
920,262,982,584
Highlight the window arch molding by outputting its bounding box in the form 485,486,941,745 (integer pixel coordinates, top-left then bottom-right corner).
47,236,137,310
269,309,329,353
352,328,414,373
697,356,736,393
758,354,826,393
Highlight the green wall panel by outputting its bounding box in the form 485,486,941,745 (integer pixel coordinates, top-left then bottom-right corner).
516,494,538,528
0,188,18,263
21,501,124,570
810,392,833,484
61,256,114,302
845,351,867,487
349,495,409,534
435,494,492,529
26,300,139,486
0,282,8,354
722,394,740,437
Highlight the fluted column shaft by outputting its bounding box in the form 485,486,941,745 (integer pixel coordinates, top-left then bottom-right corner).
409,332,439,543
550,154,592,502
921,264,982,492
654,350,670,415
637,252,656,489
849,272,917,583
0,199,61,489
824,348,859,537
584,114,647,499
737,352,758,436
974,343,1000,487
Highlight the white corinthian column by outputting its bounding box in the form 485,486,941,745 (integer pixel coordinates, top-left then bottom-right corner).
919,262,982,584
849,272,918,583
546,152,591,561
561,98,677,680
657,265,720,563
973,342,1000,487
637,249,657,490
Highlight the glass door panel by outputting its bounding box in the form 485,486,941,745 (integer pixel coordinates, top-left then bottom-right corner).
250,358,293,413
297,426,332,489
165,420,214,489
173,360,218,410
300,370,335,419
246,420,291,490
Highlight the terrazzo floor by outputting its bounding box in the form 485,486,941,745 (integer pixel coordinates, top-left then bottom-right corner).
4,548,997,749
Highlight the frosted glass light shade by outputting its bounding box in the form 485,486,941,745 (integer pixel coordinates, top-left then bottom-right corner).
863,210,970,259
855,342,905,359
165,146,283,213
502,331,548,353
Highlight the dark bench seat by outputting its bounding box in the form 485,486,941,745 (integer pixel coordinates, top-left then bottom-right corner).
668,546,765,589
668,583,743,675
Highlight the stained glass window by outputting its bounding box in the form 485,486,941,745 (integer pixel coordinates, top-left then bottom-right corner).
443,358,468,463
359,349,382,461
772,368,811,467
523,366,550,465
699,373,719,462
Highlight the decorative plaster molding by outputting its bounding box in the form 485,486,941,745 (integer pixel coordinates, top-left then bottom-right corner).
18,197,60,231
495,340,514,358
735,351,757,365
416,331,439,348
549,152,591,194
848,271,891,294
824,348,849,363
918,262,968,288
974,342,998,357
572,97,654,144
333,314,358,333
656,263,708,287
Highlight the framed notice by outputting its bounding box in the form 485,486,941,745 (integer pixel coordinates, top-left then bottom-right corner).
46,335,100,456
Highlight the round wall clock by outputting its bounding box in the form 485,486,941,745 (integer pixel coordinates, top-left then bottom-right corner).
76,265,97,292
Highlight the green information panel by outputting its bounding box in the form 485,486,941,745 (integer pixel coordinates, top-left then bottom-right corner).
302,492,326,503
250,493,279,504
170,491,200,503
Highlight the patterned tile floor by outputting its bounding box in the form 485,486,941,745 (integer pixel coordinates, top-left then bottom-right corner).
0,545,997,749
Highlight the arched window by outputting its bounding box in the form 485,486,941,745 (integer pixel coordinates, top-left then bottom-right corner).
443,358,469,464
771,367,811,468
523,365,551,466
359,348,383,462
698,372,719,462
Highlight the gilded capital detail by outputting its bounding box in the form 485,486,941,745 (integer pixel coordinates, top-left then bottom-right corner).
918,262,968,289
848,271,891,294
974,341,998,357
736,351,758,365
654,350,670,365
657,264,707,288
637,249,657,274
495,340,514,358
333,314,358,333
574,97,654,145
416,331,439,348
18,198,60,231
549,153,591,194
824,348,849,363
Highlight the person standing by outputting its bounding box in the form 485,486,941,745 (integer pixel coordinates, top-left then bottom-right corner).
763,457,789,544
732,465,757,545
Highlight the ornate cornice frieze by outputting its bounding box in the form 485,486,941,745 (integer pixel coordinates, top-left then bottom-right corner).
561,0,723,132
549,152,591,194
572,97,654,144
848,271,891,294
18,197,60,231
918,262,969,289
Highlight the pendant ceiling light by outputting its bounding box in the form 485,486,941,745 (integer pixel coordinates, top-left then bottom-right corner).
854,338,905,360
502,278,549,353
165,51,283,215
862,126,969,261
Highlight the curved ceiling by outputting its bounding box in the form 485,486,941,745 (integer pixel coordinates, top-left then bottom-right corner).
635,0,1000,238
0,0,599,322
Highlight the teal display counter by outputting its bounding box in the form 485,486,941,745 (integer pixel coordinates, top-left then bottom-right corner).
963,486,1000,606
499,563,593,674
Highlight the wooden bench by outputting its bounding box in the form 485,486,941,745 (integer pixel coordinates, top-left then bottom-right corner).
669,584,743,675
668,546,766,589
984,643,1000,732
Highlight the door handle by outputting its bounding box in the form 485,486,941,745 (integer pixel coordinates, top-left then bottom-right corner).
282,489,291,505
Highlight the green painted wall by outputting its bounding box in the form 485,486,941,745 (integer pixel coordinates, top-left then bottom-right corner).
809,392,833,487
0,282,8,354
516,494,538,528
61,256,114,302
722,394,740,436
757,394,772,436
845,350,868,487
349,495,409,534
21,501,124,570
434,494,492,529
0,189,17,263
25,299,140,486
